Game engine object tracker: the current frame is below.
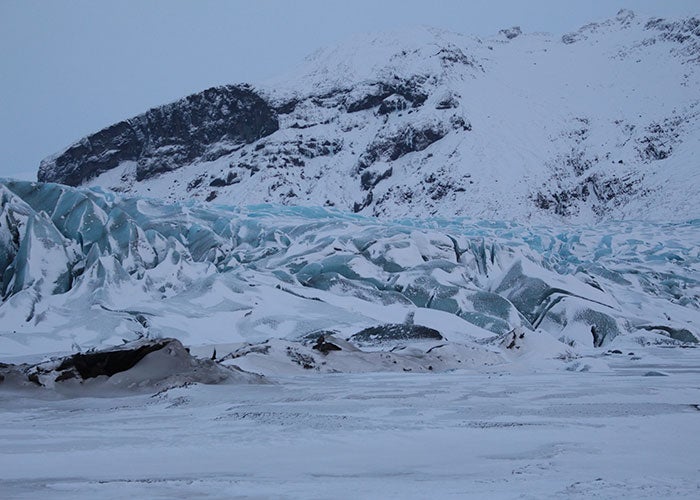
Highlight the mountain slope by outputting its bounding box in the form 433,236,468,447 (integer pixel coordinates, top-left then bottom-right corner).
38,10,700,223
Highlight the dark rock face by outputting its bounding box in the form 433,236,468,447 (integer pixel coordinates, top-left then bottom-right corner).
345,78,428,113
533,173,648,218
38,85,279,186
636,115,686,161
356,121,452,190
638,325,698,343
645,16,700,60
351,118,465,213
56,339,171,380
0,338,243,390
312,335,343,354
32,14,698,222
436,46,481,69
285,346,316,369
501,329,526,350
365,121,461,168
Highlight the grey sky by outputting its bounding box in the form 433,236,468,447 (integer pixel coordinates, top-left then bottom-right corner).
1,0,697,180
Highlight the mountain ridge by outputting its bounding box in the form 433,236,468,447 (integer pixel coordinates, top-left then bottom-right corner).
37,10,700,223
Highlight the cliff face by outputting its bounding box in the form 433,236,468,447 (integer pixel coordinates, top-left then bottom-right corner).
38,85,279,186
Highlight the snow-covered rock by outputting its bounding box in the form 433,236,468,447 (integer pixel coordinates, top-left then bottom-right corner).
0,337,261,394
37,11,700,223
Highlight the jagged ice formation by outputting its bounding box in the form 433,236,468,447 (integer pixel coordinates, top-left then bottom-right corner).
1,180,697,358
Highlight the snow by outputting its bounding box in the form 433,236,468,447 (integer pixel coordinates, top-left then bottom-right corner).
1,180,698,361
1,179,698,499
1,347,699,499
40,12,700,224
2,10,700,497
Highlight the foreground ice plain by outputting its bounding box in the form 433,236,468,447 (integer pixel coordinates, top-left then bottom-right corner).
1,347,700,499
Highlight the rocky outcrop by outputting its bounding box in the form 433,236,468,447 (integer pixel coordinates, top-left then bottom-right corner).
353,117,468,199
533,173,648,218
499,26,522,40
344,77,429,113
0,338,254,391
645,16,700,62
350,324,444,345
38,85,279,186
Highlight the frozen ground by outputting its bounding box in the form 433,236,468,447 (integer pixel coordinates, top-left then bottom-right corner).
1,346,699,499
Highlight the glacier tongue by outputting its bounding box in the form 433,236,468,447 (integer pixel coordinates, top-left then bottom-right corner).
0,180,698,359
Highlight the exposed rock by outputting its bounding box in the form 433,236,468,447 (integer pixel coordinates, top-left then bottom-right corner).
435,94,459,110
0,338,257,392
57,339,172,380
501,328,526,350
218,336,504,376
360,167,393,191
357,121,452,174
285,346,316,369
30,13,700,223
561,33,581,45
638,325,698,343
636,114,689,162
499,26,522,39
350,323,444,345
209,171,240,187
436,46,480,68
344,78,428,113
312,335,343,354
533,173,648,218
38,85,279,186
378,94,410,115
645,16,700,61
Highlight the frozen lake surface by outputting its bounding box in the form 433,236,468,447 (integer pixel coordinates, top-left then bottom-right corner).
2,346,699,499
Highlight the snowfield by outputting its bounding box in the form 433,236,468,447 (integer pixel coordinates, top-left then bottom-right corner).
1,347,700,499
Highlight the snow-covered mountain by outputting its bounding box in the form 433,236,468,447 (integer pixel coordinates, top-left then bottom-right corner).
38,10,700,223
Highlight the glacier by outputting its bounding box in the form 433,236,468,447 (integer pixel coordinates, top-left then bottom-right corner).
1,179,697,361
4,181,699,500
4,9,700,497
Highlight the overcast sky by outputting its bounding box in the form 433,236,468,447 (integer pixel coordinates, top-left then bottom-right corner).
1,0,697,180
